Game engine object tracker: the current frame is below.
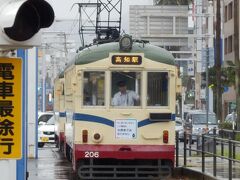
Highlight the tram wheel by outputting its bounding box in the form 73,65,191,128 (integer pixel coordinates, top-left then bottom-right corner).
66,144,72,162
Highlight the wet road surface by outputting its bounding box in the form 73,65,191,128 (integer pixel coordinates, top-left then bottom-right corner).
28,144,77,180
29,143,235,180
28,144,189,180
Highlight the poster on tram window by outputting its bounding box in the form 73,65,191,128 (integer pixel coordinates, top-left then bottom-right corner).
0,58,22,159
115,119,137,139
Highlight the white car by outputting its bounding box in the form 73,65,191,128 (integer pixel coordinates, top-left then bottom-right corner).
38,116,55,148
175,117,184,142
225,113,237,129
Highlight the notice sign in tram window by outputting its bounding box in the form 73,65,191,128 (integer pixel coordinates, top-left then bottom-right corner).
112,55,142,65
0,58,22,159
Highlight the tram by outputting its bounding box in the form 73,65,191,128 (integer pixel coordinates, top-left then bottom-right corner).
54,72,66,151
55,35,181,179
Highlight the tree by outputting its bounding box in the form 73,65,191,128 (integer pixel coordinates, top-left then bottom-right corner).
202,67,235,92
216,0,222,121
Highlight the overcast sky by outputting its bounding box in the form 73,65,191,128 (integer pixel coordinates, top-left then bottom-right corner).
46,0,153,33
44,0,153,48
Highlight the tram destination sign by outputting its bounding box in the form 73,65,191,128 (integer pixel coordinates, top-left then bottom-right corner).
0,58,22,159
112,55,142,65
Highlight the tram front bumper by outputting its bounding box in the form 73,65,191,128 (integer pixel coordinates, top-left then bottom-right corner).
74,144,174,160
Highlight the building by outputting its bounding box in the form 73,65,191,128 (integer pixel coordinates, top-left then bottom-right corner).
129,5,195,72
222,0,237,117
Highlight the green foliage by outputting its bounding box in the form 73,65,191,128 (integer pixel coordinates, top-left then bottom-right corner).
155,0,192,5
202,66,235,92
236,133,240,141
218,121,233,129
217,151,240,160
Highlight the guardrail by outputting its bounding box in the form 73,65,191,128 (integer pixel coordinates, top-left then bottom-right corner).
176,129,240,180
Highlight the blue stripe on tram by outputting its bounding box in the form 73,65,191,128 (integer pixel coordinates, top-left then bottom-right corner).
72,113,175,128
73,113,114,127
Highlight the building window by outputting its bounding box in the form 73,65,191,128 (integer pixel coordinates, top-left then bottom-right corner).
225,5,228,22
224,38,228,54
228,36,233,53
228,2,233,20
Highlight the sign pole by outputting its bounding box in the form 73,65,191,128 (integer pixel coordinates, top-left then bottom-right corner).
16,49,27,180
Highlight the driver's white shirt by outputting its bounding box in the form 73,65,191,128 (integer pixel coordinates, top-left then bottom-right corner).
112,90,139,106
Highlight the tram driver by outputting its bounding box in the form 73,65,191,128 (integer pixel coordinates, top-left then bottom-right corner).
112,81,139,106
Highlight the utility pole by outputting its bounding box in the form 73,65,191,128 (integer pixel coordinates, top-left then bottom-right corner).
206,46,209,128
234,0,240,130
63,33,68,64
216,0,222,122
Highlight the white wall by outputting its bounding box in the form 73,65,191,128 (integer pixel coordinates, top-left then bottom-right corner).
27,48,37,158
0,160,16,180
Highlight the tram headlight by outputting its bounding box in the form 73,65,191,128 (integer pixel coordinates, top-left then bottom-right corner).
92,132,103,143
94,133,101,140
119,34,133,51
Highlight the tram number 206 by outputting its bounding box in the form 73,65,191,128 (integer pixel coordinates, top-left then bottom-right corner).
84,151,99,158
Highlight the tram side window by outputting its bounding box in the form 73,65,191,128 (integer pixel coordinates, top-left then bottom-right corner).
147,72,168,106
83,72,105,106
111,71,141,106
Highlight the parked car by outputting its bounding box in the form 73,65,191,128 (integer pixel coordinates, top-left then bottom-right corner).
175,117,184,142
38,115,55,148
225,112,237,129
183,110,218,143
38,111,53,124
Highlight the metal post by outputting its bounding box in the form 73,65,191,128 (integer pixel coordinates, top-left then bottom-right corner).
213,128,216,177
232,130,236,159
184,132,187,166
221,129,224,156
202,134,205,173
42,48,46,112
189,134,192,156
206,46,209,129
229,140,232,180
176,131,179,167
196,135,199,155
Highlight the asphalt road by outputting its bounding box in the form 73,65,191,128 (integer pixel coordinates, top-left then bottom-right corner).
28,144,189,180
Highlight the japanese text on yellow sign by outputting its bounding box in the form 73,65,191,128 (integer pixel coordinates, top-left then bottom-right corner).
112,55,142,65
0,58,22,159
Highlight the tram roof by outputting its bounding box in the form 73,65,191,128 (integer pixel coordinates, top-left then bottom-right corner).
73,42,175,65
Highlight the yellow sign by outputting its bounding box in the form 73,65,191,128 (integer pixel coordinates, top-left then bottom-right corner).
0,58,22,159
112,55,142,65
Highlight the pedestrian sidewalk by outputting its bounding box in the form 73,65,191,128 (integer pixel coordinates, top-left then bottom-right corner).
178,156,240,180
28,145,76,180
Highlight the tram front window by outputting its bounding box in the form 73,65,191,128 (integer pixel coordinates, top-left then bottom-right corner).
111,71,141,107
83,71,105,106
147,72,168,106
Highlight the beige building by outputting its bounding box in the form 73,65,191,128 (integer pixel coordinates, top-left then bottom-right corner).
222,0,236,118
